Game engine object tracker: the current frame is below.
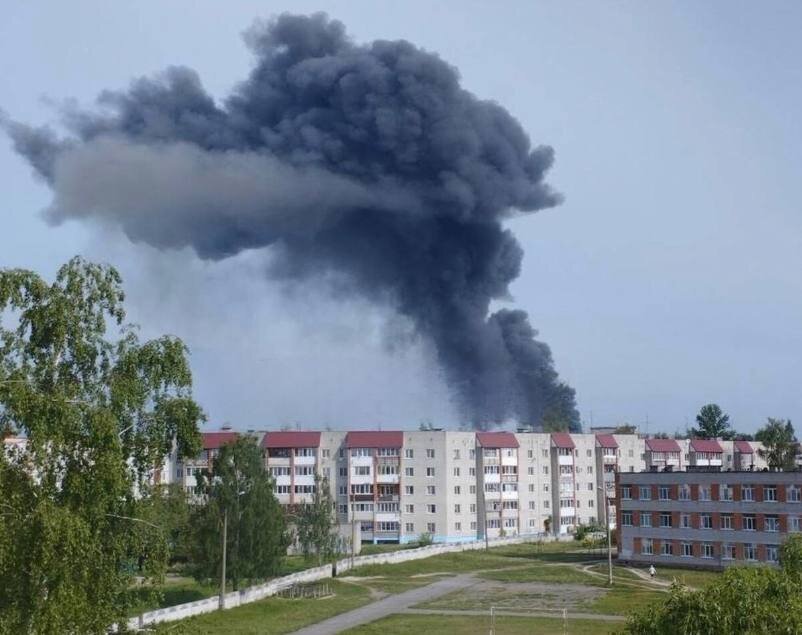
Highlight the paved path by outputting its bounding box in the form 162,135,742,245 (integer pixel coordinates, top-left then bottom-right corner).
290,574,477,634
404,608,626,622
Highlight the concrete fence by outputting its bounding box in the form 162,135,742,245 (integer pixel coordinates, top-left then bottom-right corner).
126,532,572,630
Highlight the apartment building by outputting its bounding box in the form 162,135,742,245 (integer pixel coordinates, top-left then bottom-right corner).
616,467,802,569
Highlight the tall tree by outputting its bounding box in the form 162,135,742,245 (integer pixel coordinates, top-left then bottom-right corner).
0,257,203,634
756,418,797,471
690,403,731,439
189,436,288,591
626,535,802,634
295,474,339,565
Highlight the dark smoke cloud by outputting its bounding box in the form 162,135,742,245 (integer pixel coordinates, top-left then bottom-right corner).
4,12,580,431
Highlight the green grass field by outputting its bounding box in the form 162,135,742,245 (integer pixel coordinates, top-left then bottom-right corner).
150,540,717,633
343,613,616,634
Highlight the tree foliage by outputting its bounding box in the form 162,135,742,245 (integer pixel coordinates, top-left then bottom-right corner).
614,424,637,435
756,418,797,471
691,403,731,439
0,257,203,634
295,474,339,565
625,535,802,634
188,436,288,590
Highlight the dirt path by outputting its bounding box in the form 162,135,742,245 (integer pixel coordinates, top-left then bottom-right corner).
290,574,479,635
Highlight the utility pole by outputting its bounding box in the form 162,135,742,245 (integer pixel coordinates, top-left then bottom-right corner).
606,494,613,586
219,507,228,609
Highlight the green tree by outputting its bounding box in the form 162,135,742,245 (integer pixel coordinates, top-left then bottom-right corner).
0,257,203,634
614,424,637,435
756,418,797,471
139,483,192,564
691,403,731,439
189,436,288,590
626,535,802,634
295,474,338,565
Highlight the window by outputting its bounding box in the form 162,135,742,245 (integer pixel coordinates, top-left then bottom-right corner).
377,448,399,457
426,485,436,495
470,521,477,530
640,512,652,527
322,467,330,478
699,486,711,501
426,467,435,477
682,542,693,557
405,449,414,459
767,544,780,563
453,449,460,460
339,467,347,477
454,485,461,495
527,449,533,458
470,503,476,513
544,500,550,508
470,485,476,494
454,504,461,514
529,484,535,492
295,447,316,457
743,515,756,531
339,449,344,459
723,543,736,560
426,449,435,459
275,485,291,494
469,448,476,460
351,448,371,457
622,511,633,526
765,486,778,502
742,485,754,501
789,487,801,503
427,522,436,533
543,466,549,475
679,485,690,501
351,484,373,495
453,467,460,477
702,543,714,559
766,516,780,532
621,486,632,500
339,485,347,495
405,522,414,532
639,486,651,500
529,501,536,510
405,467,414,477
576,466,582,474
543,484,550,492
426,504,436,514
405,504,414,513
701,514,712,529
322,449,330,458
338,504,348,514
528,467,535,475
745,543,757,560
354,466,371,476
791,517,801,533
720,485,733,502
352,502,374,513
405,485,414,495
628,449,634,458
455,522,462,531
660,513,672,528
659,486,670,500
588,483,594,491
721,514,733,530
681,514,690,528
588,499,595,508
378,463,398,476
588,466,593,474
641,538,653,555
661,542,673,556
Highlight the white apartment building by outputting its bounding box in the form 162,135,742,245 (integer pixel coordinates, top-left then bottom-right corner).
173,430,769,544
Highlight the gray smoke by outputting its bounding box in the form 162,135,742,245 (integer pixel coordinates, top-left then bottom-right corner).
4,12,580,430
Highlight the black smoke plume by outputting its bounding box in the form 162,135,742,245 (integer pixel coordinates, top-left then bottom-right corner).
4,13,580,431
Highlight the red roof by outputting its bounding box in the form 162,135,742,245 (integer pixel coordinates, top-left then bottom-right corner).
690,439,723,453
345,431,404,449
202,431,239,450
645,438,681,453
263,431,321,449
595,434,618,449
476,432,519,448
551,433,575,449
735,440,754,454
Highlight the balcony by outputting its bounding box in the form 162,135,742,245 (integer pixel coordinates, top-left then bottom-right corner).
377,473,399,484
558,455,574,466
378,494,400,503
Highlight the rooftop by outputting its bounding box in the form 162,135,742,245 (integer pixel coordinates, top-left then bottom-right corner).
476,431,519,448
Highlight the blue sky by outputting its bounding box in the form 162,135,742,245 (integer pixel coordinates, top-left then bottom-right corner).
2,1,800,434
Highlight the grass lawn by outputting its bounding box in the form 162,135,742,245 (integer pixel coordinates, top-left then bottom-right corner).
154,579,373,634
650,566,721,589
479,562,604,586
343,613,616,634
582,585,665,615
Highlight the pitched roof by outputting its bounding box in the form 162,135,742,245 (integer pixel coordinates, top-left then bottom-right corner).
345,431,404,449
595,434,618,449
202,431,239,450
734,440,754,454
551,433,575,449
476,432,519,449
645,438,681,453
690,438,723,453
263,431,321,449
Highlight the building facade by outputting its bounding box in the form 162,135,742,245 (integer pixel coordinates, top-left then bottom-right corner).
172,429,770,545
616,468,801,569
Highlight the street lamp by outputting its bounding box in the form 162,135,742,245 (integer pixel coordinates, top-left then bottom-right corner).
219,487,246,609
